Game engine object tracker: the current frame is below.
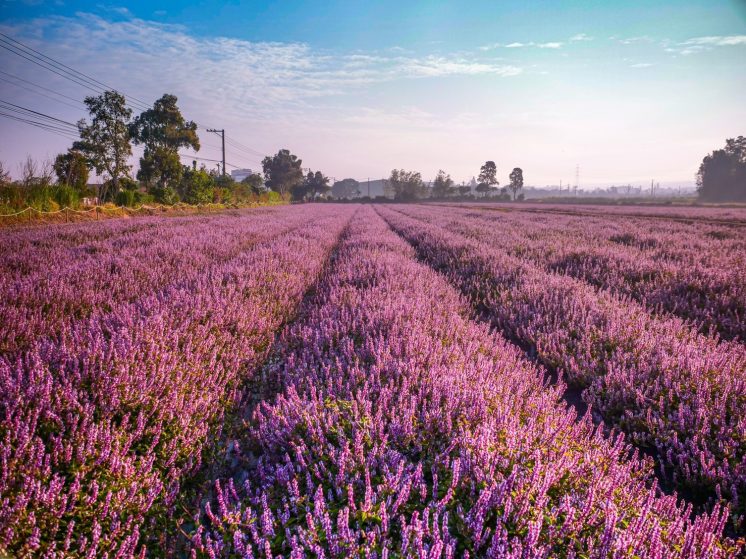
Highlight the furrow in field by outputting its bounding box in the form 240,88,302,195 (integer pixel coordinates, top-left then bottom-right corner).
0,207,355,557
427,205,746,342
189,206,737,558
376,204,746,531
0,206,328,354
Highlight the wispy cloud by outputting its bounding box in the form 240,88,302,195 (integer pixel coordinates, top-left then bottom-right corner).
665,34,746,55
682,35,746,46
481,40,563,50
630,62,653,68
618,36,655,45
0,12,522,121
569,33,592,42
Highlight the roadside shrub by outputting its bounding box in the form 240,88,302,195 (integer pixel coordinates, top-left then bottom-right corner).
51,184,81,208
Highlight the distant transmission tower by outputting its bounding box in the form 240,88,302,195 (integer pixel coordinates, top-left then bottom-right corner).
574,164,579,196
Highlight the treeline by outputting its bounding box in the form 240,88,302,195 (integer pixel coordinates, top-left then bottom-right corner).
330,161,525,201
0,90,328,213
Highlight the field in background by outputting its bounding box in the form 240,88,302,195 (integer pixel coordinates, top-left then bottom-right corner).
1,203,744,557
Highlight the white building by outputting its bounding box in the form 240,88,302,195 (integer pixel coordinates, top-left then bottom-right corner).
230,168,255,182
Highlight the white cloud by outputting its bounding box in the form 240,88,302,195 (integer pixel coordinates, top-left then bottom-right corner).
0,13,522,121
481,41,563,50
630,63,653,68
618,36,654,45
569,33,592,42
681,35,746,46
665,35,746,55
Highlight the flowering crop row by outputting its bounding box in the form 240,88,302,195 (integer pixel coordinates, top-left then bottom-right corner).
0,207,353,557
376,205,746,528
0,207,318,354
430,206,746,342
191,207,736,558
441,202,746,223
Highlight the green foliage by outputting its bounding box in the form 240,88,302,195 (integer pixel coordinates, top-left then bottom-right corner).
73,90,133,201
130,94,199,192
697,136,746,202
53,150,89,192
25,184,59,211
137,146,184,190
151,185,180,205
389,168,426,201
508,167,524,201
262,149,304,196
51,184,80,208
432,169,455,198
292,170,330,201
241,173,265,194
477,161,498,197
115,189,137,207
178,166,214,204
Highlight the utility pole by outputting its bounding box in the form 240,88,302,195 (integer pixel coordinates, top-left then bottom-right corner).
206,128,226,177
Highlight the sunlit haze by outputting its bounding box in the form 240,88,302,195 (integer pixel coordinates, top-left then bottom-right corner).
1,0,745,187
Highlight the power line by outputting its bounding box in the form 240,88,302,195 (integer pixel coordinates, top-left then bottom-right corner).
1,33,271,173
0,32,152,110
0,33,151,112
0,99,79,128
0,71,86,110
0,76,83,111
0,112,79,140
224,136,265,158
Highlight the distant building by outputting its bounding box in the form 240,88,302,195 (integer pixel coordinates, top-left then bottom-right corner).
231,168,255,182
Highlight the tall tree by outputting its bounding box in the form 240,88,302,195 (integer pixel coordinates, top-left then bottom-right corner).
508,167,524,201
74,90,132,201
432,170,455,198
129,94,199,194
54,150,89,191
331,178,360,199
477,161,498,197
291,171,330,201
306,171,331,199
262,149,304,197
389,169,426,201
697,137,746,202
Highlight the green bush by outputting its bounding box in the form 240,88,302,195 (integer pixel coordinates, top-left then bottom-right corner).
51,185,80,208
115,189,136,207
150,185,180,205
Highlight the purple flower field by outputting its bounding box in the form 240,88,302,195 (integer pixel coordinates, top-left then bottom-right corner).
1,204,744,557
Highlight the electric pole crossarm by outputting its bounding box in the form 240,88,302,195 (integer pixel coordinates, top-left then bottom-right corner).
206,128,226,177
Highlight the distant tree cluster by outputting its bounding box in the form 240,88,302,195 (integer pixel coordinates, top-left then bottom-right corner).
1,90,337,212
260,150,331,201
377,161,524,202
697,137,746,202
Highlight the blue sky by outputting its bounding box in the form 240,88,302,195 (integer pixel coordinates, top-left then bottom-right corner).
1,0,745,186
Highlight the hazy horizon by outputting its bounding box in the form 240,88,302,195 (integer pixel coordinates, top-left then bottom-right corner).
1,0,745,187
